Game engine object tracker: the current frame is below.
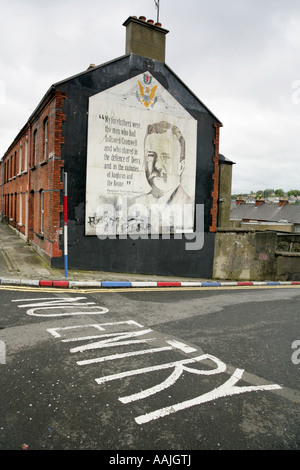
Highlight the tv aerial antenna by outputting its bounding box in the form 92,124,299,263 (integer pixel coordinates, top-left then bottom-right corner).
154,0,160,23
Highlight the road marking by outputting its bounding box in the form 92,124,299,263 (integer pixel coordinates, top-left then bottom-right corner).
9,294,286,426
118,355,227,405
0,340,5,364
25,306,108,317
47,323,106,338
76,346,173,365
47,321,143,339
166,339,197,353
12,297,88,303
70,328,154,353
95,354,227,385
12,296,109,317
134,368,281,425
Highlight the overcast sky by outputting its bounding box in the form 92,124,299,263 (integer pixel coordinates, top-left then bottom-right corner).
0,0,299,194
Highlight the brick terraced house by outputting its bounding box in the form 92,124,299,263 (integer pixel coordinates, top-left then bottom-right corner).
0,90,65,261
0,16,226,278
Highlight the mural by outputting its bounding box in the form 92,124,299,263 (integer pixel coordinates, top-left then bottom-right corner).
85,72,197,236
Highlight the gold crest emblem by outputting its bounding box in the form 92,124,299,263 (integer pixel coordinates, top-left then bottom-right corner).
137,73,158,108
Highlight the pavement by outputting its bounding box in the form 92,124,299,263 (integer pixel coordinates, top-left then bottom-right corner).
0,221,299,289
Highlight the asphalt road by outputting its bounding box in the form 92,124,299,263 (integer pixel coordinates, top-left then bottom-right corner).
0,285,299,454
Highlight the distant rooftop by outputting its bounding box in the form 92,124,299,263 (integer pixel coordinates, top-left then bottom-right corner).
231,201,300,225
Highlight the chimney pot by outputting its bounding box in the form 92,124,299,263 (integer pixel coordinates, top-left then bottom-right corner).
147,19,154,24
139,16,146,21
155,22,162,27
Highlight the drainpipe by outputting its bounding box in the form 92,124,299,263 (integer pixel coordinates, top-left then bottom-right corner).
63,172,68,278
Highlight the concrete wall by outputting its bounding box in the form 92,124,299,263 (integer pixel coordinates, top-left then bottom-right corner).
213,230,300,281
213,230,277,280
276,233,300,280
276,253,300,281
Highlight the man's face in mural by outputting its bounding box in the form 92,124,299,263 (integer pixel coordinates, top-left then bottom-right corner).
144,129,185,197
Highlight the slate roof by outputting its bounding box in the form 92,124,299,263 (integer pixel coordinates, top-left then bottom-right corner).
231,203,300,224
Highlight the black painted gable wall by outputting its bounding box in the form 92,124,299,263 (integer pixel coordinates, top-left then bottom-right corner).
54,54,220,278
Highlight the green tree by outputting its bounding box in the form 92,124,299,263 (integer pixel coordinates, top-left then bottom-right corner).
288,190,300,196
263,189,274,198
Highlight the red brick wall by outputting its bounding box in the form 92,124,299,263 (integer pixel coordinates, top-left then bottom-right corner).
0,124,30,237
0,90,66,261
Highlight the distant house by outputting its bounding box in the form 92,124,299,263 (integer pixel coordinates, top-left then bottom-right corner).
231,199,300,233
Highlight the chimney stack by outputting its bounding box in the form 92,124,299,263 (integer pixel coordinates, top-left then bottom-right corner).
255,198,265,206
279,198,289,207
235,198,245,206
123,15,169,62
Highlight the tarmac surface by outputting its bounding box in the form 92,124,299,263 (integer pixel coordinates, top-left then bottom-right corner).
0,222,209,286
0,221,299,289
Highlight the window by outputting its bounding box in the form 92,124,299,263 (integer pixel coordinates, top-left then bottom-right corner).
40,190,44,234
14,151,17,177
33,130,38,166
24,141,28,171
19,146,22,174
43,118,48,160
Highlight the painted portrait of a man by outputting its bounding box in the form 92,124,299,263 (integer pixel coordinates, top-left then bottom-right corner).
127,120,194,234
138,120,192,206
